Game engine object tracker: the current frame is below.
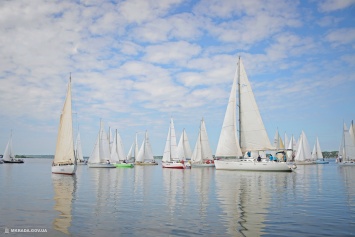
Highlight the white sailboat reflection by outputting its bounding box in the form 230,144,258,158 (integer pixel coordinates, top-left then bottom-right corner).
52,174,77,235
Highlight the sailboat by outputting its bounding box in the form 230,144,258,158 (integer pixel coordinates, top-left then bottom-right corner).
312,137,328,164
177,129,192,161
191,118,215,167
126,133,138,163
87,120,116,168
162,118,187,169
135,130,158,165
75,132,86,165
113,129,134,168
294,131,315,165
337,122,355,166
2,131,24,164
214,57,293,172
52,79,76,174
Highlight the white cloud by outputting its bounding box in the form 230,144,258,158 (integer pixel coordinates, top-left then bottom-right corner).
318,0,355,12
143,41,202,65
325,28,355,47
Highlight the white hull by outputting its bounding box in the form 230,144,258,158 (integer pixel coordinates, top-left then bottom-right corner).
162,162,186,169
51,164,76,175
88,163,116,168
338,161,355,166
214,160,292,172
191,163,215,167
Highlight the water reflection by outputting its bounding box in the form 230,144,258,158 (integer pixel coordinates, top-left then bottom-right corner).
52,174,77,235
339,166,355,208
215,171,295,236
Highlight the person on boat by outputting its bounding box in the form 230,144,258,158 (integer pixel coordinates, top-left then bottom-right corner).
257,155,261,162
247,151,251,157
339,155,342,163
269,154,273,161
106,160,110,164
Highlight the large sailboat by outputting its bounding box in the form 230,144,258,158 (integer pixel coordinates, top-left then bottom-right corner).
191,118,215,167
337,122,355,166
162,118,187,169
88,120,116,168
135,130,158,165
214,57,293,172
52,78,76,174
113,129,134,168
2,131,24,164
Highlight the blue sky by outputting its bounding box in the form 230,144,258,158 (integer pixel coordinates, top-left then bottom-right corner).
0,0,354,156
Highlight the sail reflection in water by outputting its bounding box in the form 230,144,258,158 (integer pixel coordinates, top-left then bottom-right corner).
52,174,77,235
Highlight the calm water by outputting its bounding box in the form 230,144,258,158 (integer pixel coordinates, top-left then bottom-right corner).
0,159,354,237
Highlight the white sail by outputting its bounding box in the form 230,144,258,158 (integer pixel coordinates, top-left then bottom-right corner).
134,133,139,159
115,130,126,161
3,132,15,161
110,132,120,163
136,131,155,162
99,121,111,162
54,81,75,165
286,135,296,160
191,119,213,164
177,129,192,160
89,131,100,164
295,131,312,162
311,137,323,159
215,63,242,158
162,118,179,162
272,129,284,150
339,123,355,161
126,143,134,160
75,132,84,162
239,59,273,153
349,121,355,146
284,133,289,151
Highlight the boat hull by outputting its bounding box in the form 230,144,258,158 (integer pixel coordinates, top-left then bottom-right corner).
315,160,329,164
338,161,355,166
135,162,158,166
115,163,134,168
162,162,185,169
51,164,76,175
214,160,293,172
295,161,316,165
88,163,116,168
191,163,215,168
3,159,24,164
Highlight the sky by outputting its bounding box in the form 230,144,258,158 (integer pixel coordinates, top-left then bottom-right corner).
0,0,354,156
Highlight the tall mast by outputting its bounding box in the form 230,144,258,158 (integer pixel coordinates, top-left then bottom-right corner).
237,56,242,146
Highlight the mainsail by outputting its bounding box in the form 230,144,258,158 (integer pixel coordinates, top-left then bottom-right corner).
216,57,273,157
239,58,273,153
177,129,192,160
162,118,179,162
54,81,75,165
191,118,213,163
136,131,155,162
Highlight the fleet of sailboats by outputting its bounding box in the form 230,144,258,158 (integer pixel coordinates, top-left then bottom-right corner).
2,63,352,173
